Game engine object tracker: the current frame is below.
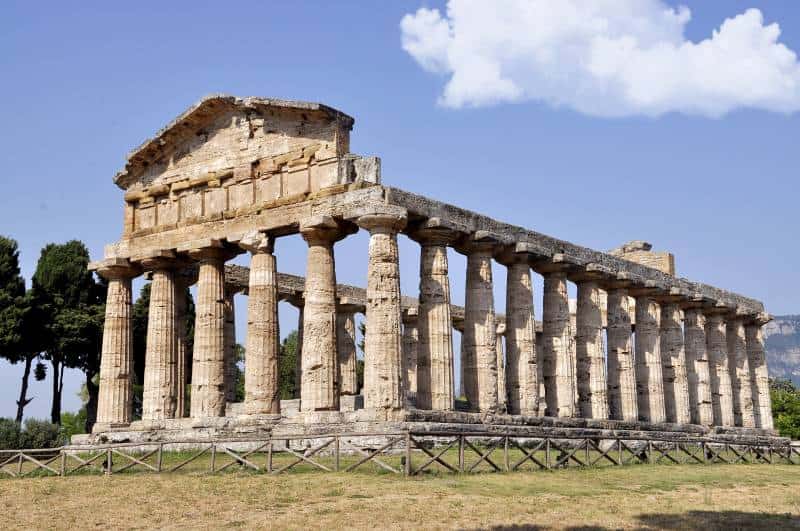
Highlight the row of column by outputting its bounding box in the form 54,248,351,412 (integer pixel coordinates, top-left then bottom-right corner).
94,216,774,431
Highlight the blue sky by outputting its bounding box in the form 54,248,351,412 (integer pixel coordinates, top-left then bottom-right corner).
1,1,799,419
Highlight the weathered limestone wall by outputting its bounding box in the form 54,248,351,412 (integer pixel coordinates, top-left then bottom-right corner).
634,297,666,424
706,314,735,427
95,275,134,428
660,303,691,424
606,288,637,421
684,309,714,426
575,281,608,419
504,262,539,416
727,319,755,428
542,272,575,418
243,236,280,415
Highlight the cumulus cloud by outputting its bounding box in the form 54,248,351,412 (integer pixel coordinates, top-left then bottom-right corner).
400,1,800,117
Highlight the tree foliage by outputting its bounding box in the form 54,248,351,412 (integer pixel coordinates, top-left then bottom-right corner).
279,331,298,399
770,378,800,440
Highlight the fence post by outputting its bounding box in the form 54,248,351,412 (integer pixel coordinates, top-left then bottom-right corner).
504,435,509,472
157,443,163,472
617,439,622,466
404,431,412,476
211,444,217,473
335,436,340,472
647,441,653,464
60,450,66,477
458,435,465,473
545,439,551,470
267,440,273,474
17,453,23,476
106,448,112,476
585,439,590,467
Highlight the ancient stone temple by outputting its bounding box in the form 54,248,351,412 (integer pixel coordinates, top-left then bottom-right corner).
86,94,776,444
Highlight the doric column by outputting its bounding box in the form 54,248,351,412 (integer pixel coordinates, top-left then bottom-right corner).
94,260,139,431
188,243,235,419
502,256,539,416
241,233,280,415
606,286,638,422
727,316,755,427
294,302,304,399
660,301,691,425
683,307,714,426
459,233,499,413
358,211,407,412
410,219,457,411
495,322,507,412
337,305,359,396
300,216,344,412
223,287,238,403
401,308,419,406
141,256,179,421
173,274,190,418
541,271,575,417
705,311,735,427
575,279,608,419
634,294,666,424
746,317,774,430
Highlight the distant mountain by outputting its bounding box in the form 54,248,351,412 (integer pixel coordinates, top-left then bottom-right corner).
765,315,800,387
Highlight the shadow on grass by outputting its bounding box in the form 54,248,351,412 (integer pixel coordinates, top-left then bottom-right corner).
480,510,800,530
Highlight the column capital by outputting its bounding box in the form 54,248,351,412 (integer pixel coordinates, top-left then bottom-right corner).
407,217,465,246
91,258,141,280
180,239,240,262
531,252,584,274
746,312,772,327
137,250,182,272
455,230,505,256
402,306,419,325
356,211,407,234
300,215,350,244
236,231,275,255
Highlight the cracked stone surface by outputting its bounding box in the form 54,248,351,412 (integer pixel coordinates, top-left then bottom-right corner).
746,324,774,430
706,313,735,427
337,311,358,396
504,262,538,416
727,319,756,428
96,275,134,428
142,267,178,421
542,272,575,418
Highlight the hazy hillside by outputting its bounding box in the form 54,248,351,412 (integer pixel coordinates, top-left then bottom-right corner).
765,315,800,387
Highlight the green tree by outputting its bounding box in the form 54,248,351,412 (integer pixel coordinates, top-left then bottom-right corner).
0,236,47,423
279,331,298,399
31,241,105,426
770,378,800,440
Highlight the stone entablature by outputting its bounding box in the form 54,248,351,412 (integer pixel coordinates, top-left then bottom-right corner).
89,95,775,440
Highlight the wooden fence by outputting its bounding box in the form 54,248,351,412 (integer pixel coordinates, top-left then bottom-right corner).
1,431,797,479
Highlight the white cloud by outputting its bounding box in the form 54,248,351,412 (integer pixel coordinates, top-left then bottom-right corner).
400,1,800,117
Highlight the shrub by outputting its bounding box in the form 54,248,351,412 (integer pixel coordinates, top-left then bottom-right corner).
0,418,21,449
60,409,87,441
19,418,64,449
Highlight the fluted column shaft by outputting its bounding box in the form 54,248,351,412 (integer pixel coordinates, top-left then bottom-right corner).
462,245,498,412
244,237,280,415
223,289,237,403
300,220,340,412
705,313,734,427
606,288,637,421
337,311,358,396
660,303,691,424
746,323,773,430
575,281,608,419
684,309,713,426
401,311,419,406
416,237,455,411
495,323,507,412
505,262,539,416
174,277,189,418
542,272,575,417
727,318,755,427
635,296,666,423
96,272,135,428
190,251,228,418
360,213,406,411
142,266,178,421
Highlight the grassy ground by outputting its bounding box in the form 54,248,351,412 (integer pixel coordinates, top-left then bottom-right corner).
1,463,799,529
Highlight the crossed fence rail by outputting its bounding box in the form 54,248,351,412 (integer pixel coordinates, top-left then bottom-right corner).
1,431,797,479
